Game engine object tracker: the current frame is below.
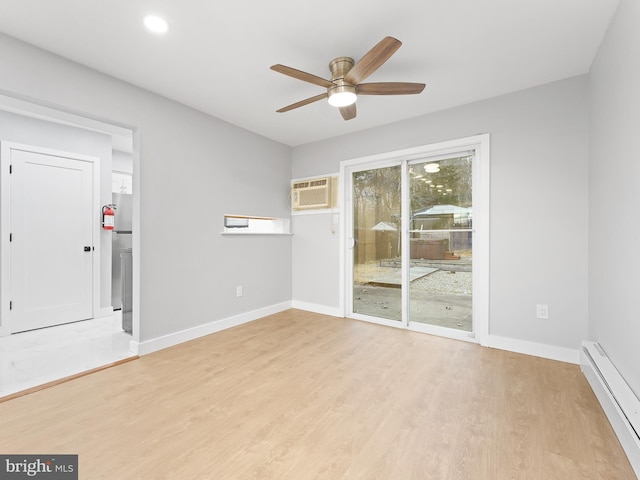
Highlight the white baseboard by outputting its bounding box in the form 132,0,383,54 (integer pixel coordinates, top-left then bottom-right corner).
581,341,640,477
291,300,342,318
130,301,292,356
288,306,581,365
484,335,580,364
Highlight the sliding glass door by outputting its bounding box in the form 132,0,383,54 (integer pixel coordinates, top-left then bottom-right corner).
345,140,485,340
352,165,402,322
408,155,473,331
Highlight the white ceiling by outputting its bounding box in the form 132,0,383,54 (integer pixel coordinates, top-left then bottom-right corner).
0,0,618,147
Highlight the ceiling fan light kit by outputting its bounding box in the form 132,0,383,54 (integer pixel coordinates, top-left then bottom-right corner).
327,88,357,107
271,36,426,121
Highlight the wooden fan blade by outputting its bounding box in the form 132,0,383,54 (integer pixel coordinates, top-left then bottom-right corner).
344,37,402,85
276,93,328,113
270,64,334,89
339,104,356,121
357,82,426,95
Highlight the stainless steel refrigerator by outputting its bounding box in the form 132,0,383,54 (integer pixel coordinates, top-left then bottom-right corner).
111,193,132,323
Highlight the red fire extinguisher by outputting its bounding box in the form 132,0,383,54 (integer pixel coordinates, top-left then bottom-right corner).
102,204,116,230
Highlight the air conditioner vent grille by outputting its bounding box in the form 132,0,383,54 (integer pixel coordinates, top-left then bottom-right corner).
299,189,328,206
292,177,332,210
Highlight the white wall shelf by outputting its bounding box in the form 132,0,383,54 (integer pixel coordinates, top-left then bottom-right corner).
221,214,290,235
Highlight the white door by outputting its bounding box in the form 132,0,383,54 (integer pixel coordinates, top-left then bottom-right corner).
10,148,93,332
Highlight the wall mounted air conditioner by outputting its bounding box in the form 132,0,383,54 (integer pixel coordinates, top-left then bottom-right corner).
292,177,331,210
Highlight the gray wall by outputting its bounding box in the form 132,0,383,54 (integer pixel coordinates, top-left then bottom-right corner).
0,110,113,311
589,0,640,397
0,34,292,343
292,76,589,351
292,212,340,310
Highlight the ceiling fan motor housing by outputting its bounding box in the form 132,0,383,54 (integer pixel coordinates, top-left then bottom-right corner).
328,57,357,104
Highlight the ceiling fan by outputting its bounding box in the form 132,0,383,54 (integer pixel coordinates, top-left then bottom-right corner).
271,36,426,121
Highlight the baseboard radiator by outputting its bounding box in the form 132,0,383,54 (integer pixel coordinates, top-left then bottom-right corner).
581,341,640,477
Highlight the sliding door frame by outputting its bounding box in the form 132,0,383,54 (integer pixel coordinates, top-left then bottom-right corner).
339,134,490,345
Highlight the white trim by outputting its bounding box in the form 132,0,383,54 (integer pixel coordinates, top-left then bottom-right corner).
401,157,410,327
472,135,490,346
340,135,489,168
341,164,350,319
485,334,579,364
0,92,133,153
131,131,141,345
291,300,342,318
338,171,346,319
129,301,292,356
0,142,101,336
581,341,640,477
339,134,490,346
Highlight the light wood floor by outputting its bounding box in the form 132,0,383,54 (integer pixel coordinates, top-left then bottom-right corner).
0,310,635,479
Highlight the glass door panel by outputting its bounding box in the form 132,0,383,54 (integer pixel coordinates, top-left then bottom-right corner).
352,166,402,321
408,155,473,331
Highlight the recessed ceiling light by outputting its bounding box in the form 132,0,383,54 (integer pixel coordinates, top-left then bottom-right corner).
144,15,169,34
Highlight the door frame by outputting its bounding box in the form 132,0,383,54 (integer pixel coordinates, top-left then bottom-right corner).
0,92,139,347
0,142,101,336
339,134,490,345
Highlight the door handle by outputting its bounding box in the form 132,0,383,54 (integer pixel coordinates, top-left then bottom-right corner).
84,246,92,252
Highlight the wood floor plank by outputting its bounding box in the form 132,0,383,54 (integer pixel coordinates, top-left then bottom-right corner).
0,309,635,479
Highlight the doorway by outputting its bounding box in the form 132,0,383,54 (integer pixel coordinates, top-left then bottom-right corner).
0,97,138,339
342,135,489,343
0,96,138,397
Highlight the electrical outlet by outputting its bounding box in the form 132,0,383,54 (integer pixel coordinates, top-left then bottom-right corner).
236,286,243,297
536,304,549,319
